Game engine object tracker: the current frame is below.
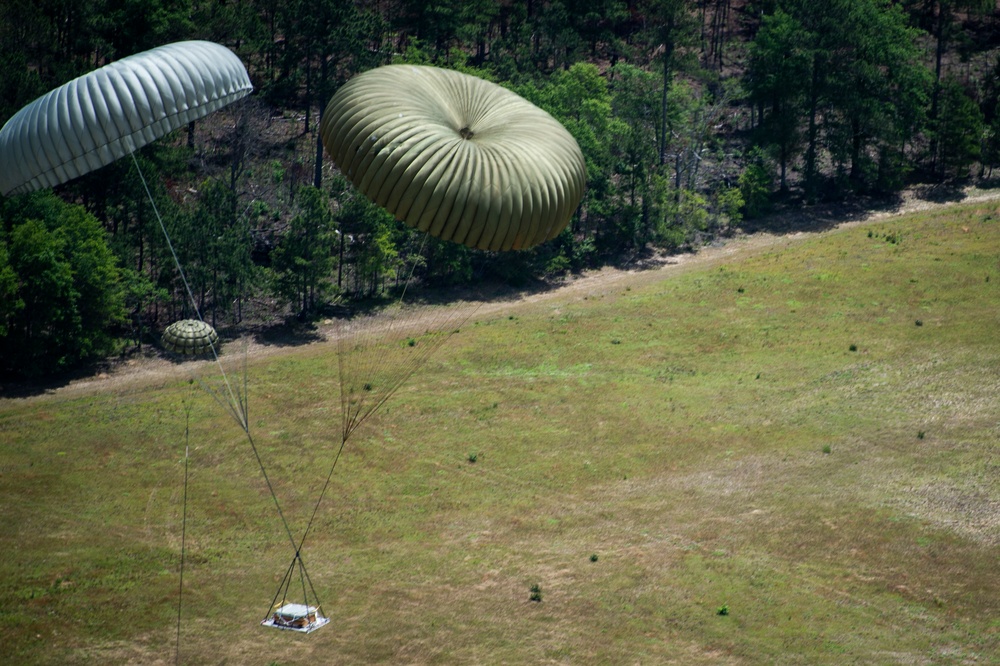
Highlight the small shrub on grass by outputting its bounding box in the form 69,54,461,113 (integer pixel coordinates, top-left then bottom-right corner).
822,444,832,454
717,604,729,616
530,584,542,602
590,553,599,562
849,344,858,352
738,148,773,218
917,431,925,439
467,452,478,464
406,337,416,347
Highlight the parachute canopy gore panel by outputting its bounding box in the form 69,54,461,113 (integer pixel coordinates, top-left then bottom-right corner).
162,319,220,356
320,65,586,251
0,40,253,196
261,604,330,633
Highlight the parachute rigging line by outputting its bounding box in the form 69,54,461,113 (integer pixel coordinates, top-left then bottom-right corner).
0,40,321,630
117,97,321,624
127,149,245,421
127,144,304,559
123,78,475,633
175,409,190,666
263,551,326,628
259,246,474,618
338,231,436,442
278,230,481,586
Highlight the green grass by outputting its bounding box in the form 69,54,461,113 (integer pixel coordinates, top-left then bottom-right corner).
2,202,999,664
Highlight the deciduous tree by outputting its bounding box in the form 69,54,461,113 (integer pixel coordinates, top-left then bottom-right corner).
0,193,125,377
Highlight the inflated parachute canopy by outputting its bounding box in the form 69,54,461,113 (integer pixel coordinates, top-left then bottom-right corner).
0,40,253,197
162,319,219,356
320,65,586,251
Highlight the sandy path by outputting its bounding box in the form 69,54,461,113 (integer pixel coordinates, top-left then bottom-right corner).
5,185,999,403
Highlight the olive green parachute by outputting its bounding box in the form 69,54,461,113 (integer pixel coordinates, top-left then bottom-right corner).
162,319,220,356
320,65,586,251
0,41,253,196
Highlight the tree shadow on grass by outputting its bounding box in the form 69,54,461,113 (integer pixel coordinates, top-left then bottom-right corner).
911,182,971,204
0,347,162,399
251,320,325,348
322,279,544,315
740,182,987,237
0,364,111,399
740,191,908,236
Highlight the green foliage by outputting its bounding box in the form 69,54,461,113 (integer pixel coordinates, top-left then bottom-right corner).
609,63,660,209
0,192,125,377
746,9,809,190
0,50,43,122
737,149,775,220
747,0,931,195
649,175,710,251
0,234,21,340
514,62,627,250
486,247,544,287
714,187,744,231
6,0,1000,378
529,583,542,602
934,78,984,178
340,203,401,298
174,178,256,324
420,236,473,286
271,185,338,316
980,111,1000,178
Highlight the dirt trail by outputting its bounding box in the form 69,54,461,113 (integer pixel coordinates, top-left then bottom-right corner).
6,185,999,403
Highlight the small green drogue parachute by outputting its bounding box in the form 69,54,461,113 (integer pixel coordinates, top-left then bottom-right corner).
320,64,586,251
162,319,220,356
0,40,253,196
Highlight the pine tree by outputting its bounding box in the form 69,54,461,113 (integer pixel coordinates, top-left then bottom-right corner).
745,8,809,191
271,186,338,316
935,78,984,178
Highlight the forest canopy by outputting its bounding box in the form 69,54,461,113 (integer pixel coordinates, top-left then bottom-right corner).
2,0,999,378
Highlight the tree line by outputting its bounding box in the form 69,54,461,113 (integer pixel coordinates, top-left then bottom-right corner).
2,0,999,378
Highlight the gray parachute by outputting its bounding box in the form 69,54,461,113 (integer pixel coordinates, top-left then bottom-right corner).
0,40,252,196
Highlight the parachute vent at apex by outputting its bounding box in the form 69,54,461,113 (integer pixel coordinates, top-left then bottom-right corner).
0,41,253,196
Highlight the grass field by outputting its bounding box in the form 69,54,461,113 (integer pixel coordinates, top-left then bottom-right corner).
1,201,998,664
